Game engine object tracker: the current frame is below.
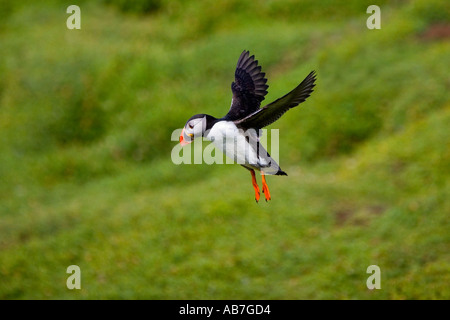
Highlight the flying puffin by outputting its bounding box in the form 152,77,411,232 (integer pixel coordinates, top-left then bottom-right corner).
179,50,316,202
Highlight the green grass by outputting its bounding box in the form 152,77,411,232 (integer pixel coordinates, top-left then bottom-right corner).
0,0,449,299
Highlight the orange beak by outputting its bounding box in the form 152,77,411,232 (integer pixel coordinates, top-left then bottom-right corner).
179,128,192,146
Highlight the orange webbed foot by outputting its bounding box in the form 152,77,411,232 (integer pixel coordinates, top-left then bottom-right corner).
250,169,260,203
261,174,271,202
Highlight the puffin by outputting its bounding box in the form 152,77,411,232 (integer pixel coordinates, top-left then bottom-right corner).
179,50,316,202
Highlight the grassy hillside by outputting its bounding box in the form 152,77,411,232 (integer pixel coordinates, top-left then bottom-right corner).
0,0,449,299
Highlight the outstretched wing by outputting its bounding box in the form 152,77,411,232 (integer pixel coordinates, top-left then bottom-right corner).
234,71,316,129
224,50,269,121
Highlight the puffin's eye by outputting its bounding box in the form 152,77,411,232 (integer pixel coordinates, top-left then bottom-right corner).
188,123,194,129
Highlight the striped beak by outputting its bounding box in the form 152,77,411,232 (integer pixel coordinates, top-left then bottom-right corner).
179,128,193,146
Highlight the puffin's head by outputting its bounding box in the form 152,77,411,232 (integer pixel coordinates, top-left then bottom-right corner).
179,114,207,146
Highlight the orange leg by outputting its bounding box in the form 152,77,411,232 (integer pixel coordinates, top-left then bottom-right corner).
250,169,260,202
261,173,271,202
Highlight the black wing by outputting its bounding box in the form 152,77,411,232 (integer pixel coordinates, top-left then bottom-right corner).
234,71,316,129
224,50,269,121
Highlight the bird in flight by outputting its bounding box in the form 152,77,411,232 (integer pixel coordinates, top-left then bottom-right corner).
180,50,316,202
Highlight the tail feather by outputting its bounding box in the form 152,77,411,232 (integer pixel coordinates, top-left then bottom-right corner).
276,169,288,176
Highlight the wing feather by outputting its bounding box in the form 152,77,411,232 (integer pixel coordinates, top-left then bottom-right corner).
225,50,269,121
234,71,316,129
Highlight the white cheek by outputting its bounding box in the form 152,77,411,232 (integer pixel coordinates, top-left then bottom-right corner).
193,125,203,137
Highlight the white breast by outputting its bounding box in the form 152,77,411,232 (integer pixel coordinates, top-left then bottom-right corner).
205,121,261,166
